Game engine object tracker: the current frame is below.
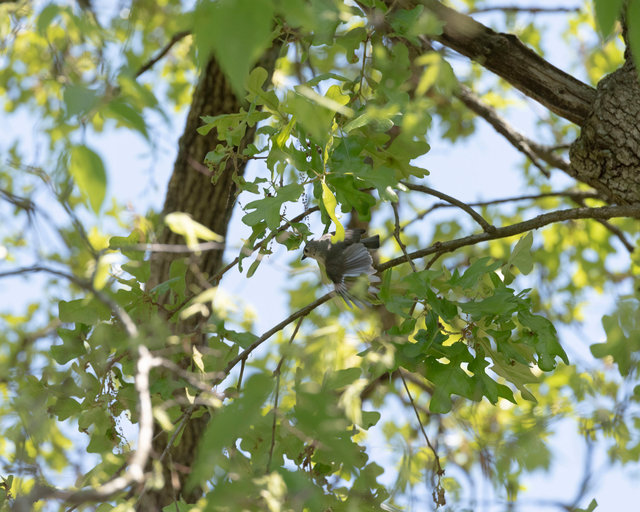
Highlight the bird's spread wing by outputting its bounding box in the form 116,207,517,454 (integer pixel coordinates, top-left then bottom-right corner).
341,243,373,277
330,243,379,309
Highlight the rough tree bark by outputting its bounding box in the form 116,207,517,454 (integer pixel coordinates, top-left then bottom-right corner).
147,57,243,292
139,51,277,509
570,58,640,204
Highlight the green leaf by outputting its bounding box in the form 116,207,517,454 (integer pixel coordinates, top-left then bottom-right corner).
426,355,475,413
69,145,107,214
225,330,258,349
52,326,88,364
468,353,515,405
194,0,275,95
190,373,274,487
106,99,149,139
575,499,598,512
37,4,62,34
590,299,640,376
509,232,534,274
59,298,111,325
594,0,624,38
459,287,520,319
325,368,362,390
450,257,501,290
489,351,539,402
50,397,81,421
242,183,304,230
63,84,99,117
518,310,568,371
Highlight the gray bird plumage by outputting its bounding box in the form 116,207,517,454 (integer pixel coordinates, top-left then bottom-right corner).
302,228,380,308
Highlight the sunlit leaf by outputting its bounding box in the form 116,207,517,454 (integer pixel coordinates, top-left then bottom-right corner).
69,145,107,214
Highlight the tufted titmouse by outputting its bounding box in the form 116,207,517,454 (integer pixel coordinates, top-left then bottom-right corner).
302,228,380,308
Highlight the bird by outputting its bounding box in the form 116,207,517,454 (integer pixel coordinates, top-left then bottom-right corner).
302,228,380,308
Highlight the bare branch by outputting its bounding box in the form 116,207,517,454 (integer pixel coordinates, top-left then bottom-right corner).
216,292,332,385
400,182,495,232
117,241,225,253
401,375,438,467
403,190,604,232
468,5,580,15
378,204,640,272
0,266,138,338
460,190,601,207
456,85,571,175
569,196,635,252
135,30,191,78
267,316,305,473
392,202,418,271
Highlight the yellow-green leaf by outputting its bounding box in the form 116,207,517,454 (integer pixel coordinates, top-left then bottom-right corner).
321,181,344,243
165,212,224,254
69,145,107,214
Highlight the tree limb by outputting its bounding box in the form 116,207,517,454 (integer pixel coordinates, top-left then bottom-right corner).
455,85,571,175
216,293,332,382
135,30,191,78
378,204,640,272
468,5,580,15
397,0,596,124
400,181,495,232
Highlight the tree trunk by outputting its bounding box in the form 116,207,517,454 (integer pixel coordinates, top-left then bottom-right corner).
138,51,276,509
147,57,243,292
570,57,640,204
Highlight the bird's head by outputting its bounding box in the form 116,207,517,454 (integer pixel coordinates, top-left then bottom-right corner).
301,239,325,262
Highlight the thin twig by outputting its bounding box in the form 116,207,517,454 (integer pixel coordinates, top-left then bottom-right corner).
400,182,495,233
215,293,331,388
400,189,603,233
469,5,580,14
116,241,225,253
570,197,635,252
456,85,571,176
209,205,319,285
135,30,191,78
400,373,443,476
158,408,194,465
392,202,417,272
378,204,640,272
267,316,304,473
237,359,246,390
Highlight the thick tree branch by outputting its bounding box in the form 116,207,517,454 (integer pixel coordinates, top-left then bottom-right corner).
400,0,596,124
378,205,640,271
